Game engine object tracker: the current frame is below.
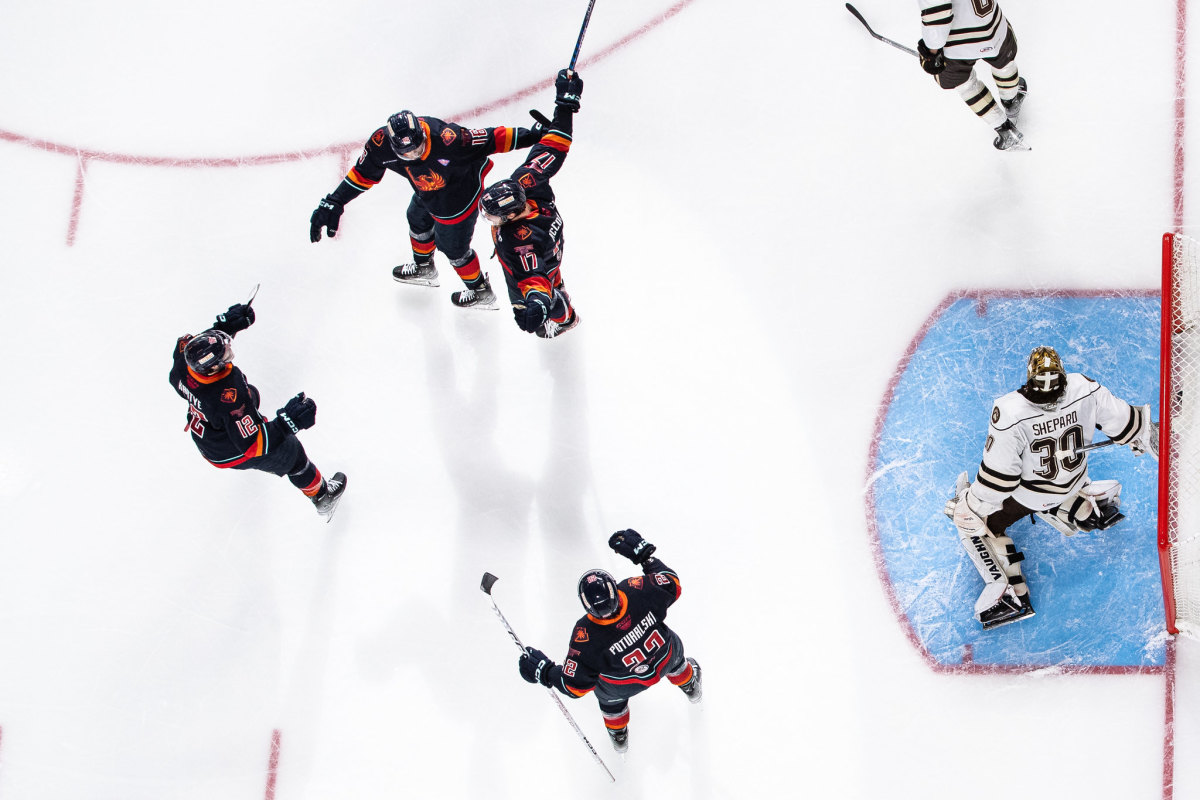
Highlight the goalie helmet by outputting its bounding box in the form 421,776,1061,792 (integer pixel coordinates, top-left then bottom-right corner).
578,569,621,619
479,179,527,225
184,329,234,376
386,110,426,160
1019,345,1067,409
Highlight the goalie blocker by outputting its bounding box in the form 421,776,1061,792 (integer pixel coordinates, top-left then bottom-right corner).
942,346,1158,630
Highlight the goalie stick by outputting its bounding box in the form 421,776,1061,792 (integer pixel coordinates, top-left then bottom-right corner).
480,572,616,783
1054,438,1117,462
845,3,918,57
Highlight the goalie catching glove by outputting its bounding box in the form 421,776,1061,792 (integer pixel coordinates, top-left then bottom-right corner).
1128,404,1159,461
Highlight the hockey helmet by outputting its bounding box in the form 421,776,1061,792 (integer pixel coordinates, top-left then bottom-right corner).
1020,345,1067,408
184,329,234,376
479,179,528,225
386,111,426,160
578,569,621,619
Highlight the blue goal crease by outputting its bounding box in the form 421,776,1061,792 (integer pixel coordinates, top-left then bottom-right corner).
870,294,1167,669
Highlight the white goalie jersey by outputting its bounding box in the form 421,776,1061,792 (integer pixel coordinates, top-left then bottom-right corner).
969,373,1146,512
919,0,1009,62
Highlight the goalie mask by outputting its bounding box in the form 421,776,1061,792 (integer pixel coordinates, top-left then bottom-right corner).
1019,345,1066,409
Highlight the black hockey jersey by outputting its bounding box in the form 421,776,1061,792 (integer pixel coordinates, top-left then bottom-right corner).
490,110,573,305
551,558,684,698
332,117,537,223
169,336,285,467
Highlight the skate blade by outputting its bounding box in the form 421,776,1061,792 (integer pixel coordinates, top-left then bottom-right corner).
454,302,499,311
981,607,1036,630
393,276,440,287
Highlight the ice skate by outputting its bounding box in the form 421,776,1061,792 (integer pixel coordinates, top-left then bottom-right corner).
537,309,580,339
679,657,703,704
450,277,498,310
392,261,439,287
979,589,1035,630
312,472,347,522
1002,77,1027,120
993,119,1029,151
607,725,629,753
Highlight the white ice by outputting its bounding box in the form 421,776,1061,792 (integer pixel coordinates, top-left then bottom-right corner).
0,1,1197,798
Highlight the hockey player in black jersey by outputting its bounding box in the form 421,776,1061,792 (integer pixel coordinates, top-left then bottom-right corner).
309,102,542,310
169,302,346,520
517,530,701,753
479,69,583,338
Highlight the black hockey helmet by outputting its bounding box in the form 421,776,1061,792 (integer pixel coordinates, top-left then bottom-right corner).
386,110,426,159
578,569,621,619
184,329,234,376
479,179,527,225
1019,345,1067,409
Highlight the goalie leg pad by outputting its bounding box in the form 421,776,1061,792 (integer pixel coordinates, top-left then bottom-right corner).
1051,480,1124,533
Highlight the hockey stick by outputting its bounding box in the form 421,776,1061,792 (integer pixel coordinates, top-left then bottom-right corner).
529,109,552,128
480,573,616,783
246,283,260,307
569,0,598,71
845,3,918,57
1054,438,1117,462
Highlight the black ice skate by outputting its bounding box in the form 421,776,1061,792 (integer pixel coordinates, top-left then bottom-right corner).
536,309,580,339
980,591,1035,630
607,725,629,753
993,120,1029,151
679,657,703,704
392,261,439,287
450,277,498,310
1002,77,1027,120
312,472,347,522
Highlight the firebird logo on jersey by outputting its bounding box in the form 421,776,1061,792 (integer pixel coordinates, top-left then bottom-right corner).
629,577,644,590
221,388,238,403
407,168,446,192
371,129,385,147
518,173,536,190
440,127,457,146
514,226,532,241
573,627,589,644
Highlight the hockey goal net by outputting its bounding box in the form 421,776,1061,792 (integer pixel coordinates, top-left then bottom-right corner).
1161,232,1200,636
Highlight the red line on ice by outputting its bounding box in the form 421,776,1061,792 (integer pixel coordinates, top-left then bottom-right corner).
264,729,281,800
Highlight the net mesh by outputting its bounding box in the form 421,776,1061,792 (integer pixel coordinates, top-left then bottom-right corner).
1164,233,1200,636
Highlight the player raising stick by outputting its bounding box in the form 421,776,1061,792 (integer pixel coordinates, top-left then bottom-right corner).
517,530,702,753
479,69,583,338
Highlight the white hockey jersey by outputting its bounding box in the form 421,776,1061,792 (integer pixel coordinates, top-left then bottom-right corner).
919,0,1009,61
969,373,1145,512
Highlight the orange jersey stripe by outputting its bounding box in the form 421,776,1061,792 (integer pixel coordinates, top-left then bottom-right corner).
541,133,572,152
518,276,554,298
494,127,517,152
346,167,379,189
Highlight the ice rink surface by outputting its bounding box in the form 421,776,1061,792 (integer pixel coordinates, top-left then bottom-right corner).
0,0,1198,798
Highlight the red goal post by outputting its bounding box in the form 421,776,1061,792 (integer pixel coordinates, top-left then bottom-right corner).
1161,232,1200,636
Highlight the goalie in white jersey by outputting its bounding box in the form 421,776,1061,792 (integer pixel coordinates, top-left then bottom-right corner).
917,0,1029,150
945,346,1159,630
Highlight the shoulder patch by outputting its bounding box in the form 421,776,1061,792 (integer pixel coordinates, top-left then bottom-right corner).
221,388,238,403
991,406,1001,425
371,128,385,147
573,626,588,644
514,226,532,241
440,127,457,145
628,576,644,590
518,173,536,189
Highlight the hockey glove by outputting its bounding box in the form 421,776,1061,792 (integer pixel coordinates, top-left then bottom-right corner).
918,39,945,75
609,529,657,564
276,392,317,433
554,68,583,112
513,297,550,333
214,303,255,335
1129,406,1160,461
518,647,556,687
310,196,344,242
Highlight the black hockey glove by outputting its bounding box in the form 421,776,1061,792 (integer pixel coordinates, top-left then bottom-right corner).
609,529,657,564
214,303,255,335
513,297,549,333
276,392,316,433
917,39,945,75
518,647,556,687
554,68,583,112
310,196,344,242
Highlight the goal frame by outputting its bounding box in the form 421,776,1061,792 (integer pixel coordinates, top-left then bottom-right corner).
1159,233,1179,634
